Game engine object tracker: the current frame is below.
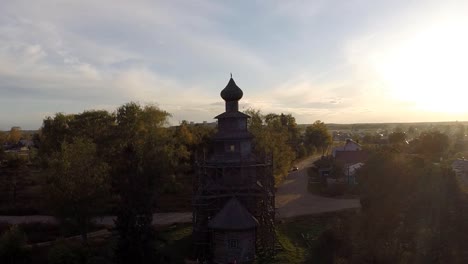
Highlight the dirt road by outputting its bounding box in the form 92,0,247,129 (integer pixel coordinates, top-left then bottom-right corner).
0,156,360,225
275,156,360,218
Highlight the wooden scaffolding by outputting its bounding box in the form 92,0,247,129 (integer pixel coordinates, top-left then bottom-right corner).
192,153,276,261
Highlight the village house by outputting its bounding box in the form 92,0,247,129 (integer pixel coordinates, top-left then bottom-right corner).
332,139,362,156
323,139,369,185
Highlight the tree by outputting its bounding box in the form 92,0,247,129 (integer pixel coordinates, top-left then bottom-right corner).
414,131,449,159
0,131,6,145
245,109,296,184
39,113,74,157
0,132,6,161
0,225,29,264
68,110,114,140
388,131,406,145
304,120,332,156
170,121,192,170
114,145,160,264
407,125,416,136
362,132,382,144
0,131,8,161
7,127,21,145
3,157,28,208
454,123,466,140
113,102,171,264
280,113,302,157
354,150,468,263
44,137,110,244
39,111,115,159
0,147,3,162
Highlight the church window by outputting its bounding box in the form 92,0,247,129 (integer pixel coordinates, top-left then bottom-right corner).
228,239,239,248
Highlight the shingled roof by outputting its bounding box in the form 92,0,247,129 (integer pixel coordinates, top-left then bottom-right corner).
208,197,258,230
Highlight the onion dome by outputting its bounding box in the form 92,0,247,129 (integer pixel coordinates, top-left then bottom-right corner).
220,77,243,102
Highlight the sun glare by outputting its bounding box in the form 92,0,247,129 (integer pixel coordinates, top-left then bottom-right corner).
375,18,468,113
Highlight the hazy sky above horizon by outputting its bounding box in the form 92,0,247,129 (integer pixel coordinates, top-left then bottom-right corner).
1,0,467,129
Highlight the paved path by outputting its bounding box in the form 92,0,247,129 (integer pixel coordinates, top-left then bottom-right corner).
275,156,360,218
0,212,192,226
0,156,360,226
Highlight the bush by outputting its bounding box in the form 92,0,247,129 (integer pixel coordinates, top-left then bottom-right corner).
314,229,340,263
11,222,59,244
0,225,30,264
47,241,79,264
160,174,183,194
313,219,352,264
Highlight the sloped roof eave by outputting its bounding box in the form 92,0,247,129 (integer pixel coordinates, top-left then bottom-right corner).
208,197,258,230
214,111,251,119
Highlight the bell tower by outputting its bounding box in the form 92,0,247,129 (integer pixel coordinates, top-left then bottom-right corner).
213,77,254,164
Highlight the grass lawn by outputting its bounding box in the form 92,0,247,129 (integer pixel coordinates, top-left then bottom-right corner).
273,210,356,263
156,218,324,264
155,210,357,264
0,221,106,244
157,224,193,263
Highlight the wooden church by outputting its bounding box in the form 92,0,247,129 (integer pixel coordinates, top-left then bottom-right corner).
192,77,276,263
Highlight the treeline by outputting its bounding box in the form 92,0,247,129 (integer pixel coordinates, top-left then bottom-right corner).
366,127,466,162
36,106,332,194
0,104,335,217
37,102,214,212
12,102,215,263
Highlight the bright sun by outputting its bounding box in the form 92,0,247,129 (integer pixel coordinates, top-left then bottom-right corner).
375,18,468,113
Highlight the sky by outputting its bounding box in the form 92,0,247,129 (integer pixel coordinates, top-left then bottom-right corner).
1,0,467,130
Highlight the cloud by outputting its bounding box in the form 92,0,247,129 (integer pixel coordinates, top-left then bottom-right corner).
1,0,467,129
0,1,257,128
260,0,324,22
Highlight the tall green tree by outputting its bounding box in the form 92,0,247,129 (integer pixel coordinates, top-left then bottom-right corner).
44,137,110,244
245,109,296,183
304,120,332,156
113,102,171,264
39,110,115,159
39,113,74,157
278,113,302,156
